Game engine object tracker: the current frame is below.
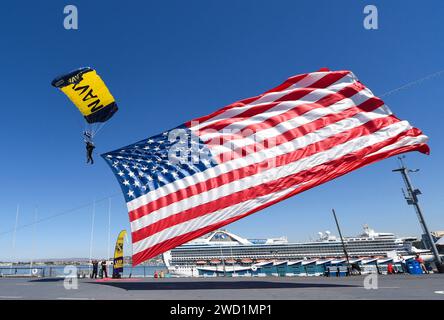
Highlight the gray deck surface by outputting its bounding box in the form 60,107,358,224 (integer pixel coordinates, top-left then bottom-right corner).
0,274,443,300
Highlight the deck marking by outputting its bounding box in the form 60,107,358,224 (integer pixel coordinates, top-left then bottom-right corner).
434,291,444,294
0,296,23,299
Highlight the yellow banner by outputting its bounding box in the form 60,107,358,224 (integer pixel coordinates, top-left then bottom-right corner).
113,230,127,273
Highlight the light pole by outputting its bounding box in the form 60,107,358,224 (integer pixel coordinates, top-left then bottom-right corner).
392,156,443,273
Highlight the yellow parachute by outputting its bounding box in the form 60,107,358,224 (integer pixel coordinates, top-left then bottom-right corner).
52,67,118,136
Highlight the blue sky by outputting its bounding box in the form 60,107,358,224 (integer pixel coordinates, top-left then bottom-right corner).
0,0,443,260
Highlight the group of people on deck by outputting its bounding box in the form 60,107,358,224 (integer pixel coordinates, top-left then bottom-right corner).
91,260,108,278
386,253,430,274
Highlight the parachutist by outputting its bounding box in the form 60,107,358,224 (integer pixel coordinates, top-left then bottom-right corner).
86,141,95,164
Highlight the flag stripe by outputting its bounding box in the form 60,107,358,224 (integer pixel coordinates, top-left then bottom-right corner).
127,103,393,217
213,89,380,162
129,105,395,225
132,127,424,260
196,73,353,136
202,82,368,146
130,117,409,237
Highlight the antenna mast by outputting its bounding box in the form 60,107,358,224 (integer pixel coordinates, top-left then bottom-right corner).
332,209,351,275
392,156,443,272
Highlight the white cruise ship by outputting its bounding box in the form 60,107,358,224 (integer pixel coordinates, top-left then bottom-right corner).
163,225,429,277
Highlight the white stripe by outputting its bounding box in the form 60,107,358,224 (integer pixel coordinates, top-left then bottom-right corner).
247,72,332,106
189,72,352,132
127,108,399,213
131,114,405,232
133,185,300,254
364,135,428,157
199,79,358,142
210,87,376,157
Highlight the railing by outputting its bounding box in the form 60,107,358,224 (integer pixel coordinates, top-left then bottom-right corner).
0,265,167,278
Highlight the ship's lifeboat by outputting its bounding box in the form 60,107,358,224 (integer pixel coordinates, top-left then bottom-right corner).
210,259,221,264
256,259,267,263
196,260,207,265
240,258,253,264
225,259,236,264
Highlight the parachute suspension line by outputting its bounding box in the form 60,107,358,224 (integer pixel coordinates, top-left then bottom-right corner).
91,121,108,139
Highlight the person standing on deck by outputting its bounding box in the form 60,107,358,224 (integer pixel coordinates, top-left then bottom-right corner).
91,260,98,279
101,260,108,278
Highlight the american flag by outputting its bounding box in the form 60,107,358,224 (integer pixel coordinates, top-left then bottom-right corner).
102,69,429,265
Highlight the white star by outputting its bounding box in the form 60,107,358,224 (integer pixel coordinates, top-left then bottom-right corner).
138,171,144,177
123,180,130,186
118,171,125,177
134,180,141,187
147,139,154,144
147,175,153,181
128,171,135,178
127,190,135,198
161,168,168,174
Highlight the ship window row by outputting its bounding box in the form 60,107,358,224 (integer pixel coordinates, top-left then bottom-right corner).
172,246,397,257
175,244,396,253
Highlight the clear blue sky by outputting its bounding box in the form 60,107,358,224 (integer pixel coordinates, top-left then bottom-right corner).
1,0,443,260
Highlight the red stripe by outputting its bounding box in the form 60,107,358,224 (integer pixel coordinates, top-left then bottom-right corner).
217,96,384,162
132,129,427,265
130,115,402,238
263,73,309,93
203,82,366,148
184,73,309,128
128,99,388,223
194,71,350,133
201,82,365,146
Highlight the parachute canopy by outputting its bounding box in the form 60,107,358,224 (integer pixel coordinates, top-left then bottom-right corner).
51,67,118,124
